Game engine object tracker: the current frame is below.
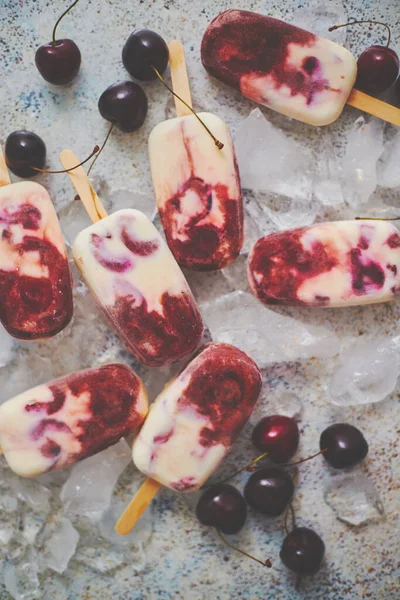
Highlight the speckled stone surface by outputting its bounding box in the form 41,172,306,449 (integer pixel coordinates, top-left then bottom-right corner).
1,1,400,599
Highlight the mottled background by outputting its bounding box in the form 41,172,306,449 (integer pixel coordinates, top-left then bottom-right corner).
0,0,400,599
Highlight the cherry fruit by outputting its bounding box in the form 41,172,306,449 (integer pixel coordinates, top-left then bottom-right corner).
252,415,299,463
35,39,81,85
244,467,294,516
98,81,148,133
356,45,399,95
122,29,169,81
196,484,246,534
35,0,81,85
5,131,46,178
320,423,368,469
280,527,325,576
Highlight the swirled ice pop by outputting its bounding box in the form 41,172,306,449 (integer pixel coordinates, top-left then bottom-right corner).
201,10,400,128
248,221,400,307
73,208,204,366
0,173,73,339
149,41,243,270
132,342,262,491
0,364,148,477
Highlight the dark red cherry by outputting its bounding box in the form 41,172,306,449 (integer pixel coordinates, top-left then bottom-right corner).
122,29,169,81
280,527,325,576
196,484,247,534
244,467,294,516
98,81,148,133
320,423,368,469
5,131,46,178
252,415,299,463
356,45,399,95
35,39,81,85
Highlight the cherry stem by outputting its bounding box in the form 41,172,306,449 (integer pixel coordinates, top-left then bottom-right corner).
87,123,114,177
207,452,269,487
355,216,400,221
284,503,296,535
152,66,224,150
217,530,272,569
32,146,100,174
328,20,391,48
279,448,327,468
52,0,81,45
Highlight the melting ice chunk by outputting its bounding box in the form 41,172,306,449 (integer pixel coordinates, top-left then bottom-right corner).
341,117,385,208
61,439,132,516
324,473,384,526
328,335,400,406
200,291,340,367
377,130,400,190
40,517,79,574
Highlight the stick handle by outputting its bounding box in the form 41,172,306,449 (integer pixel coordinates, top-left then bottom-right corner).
0,146,11,187
347,89,400,127
116,477,162,536
59,150,108,223
168,40,193,117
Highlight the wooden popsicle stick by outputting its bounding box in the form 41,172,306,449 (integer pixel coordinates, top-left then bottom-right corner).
116,477,162,535
347,89,400,128
0,146,11,187
0,447,3,454
168,40,193,117
59,149,108,223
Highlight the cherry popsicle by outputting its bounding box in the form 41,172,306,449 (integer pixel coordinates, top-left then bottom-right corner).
0,146,73,340
115,343,262,536
149,40,243,270
60,150,203,367
201,10,400,127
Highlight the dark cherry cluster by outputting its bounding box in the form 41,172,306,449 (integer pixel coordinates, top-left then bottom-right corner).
196,416,369,580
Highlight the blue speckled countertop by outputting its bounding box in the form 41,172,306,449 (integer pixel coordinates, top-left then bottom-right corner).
1,0,400,599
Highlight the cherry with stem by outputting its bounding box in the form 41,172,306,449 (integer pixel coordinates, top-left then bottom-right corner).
329,19,399,95
35,0,82,85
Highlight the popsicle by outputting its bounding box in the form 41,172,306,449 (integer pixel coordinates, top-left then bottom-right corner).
201,10,400,127
148,40,244,270
0,363,148,477
248,220,400,308
60,150,204,367
0,147,73,339
116,342,262,534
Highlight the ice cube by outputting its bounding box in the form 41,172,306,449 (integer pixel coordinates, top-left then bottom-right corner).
0,325,14,368
200,291,340,367
328,335,400,406
291,1,348,44
40,517,79,574
74,545,129,574
98,496,152,548
377,130,400,189
3,547,40,600
61,439,132,516
235,109,320,230
58,197,92,247
221,255,251,293
105,189,157,220
312,129,344,206
341,117,385,208
324,473,384,526
20,511,45,546
269,391,303,419
10,478,51,514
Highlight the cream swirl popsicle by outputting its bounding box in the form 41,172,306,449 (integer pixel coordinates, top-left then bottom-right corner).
72,208,204,367
149,40,243,271
201,10,357,126
149,112,243,270
132,343,262,491
248,221,400,307
0,181,73,339
0,363,148,477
